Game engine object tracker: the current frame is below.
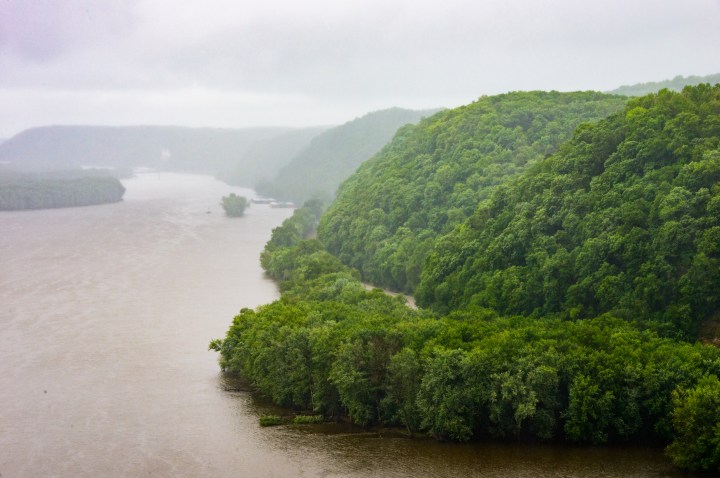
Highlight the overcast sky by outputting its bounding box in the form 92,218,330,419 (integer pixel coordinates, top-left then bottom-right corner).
0,0,718,137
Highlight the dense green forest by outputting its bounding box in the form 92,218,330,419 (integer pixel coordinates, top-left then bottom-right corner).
0,171,126,210
609,73,720,97
417,85,720,338
318,92,628,293
214,195,720,471
256,108,439,203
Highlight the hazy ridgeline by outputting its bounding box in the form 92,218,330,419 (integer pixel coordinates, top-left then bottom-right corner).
256,107,441,204
608,72,720,97
0,125,294,180
0,107,436,207
219,126,329,187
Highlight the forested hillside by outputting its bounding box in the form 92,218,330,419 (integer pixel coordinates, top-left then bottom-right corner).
318,92,627,293
609,73,720,97
213,85,720,472
417,85,720,337
256,108,439,203
0,125,290,177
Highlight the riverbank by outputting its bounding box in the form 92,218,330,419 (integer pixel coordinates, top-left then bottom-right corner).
212,202,719,476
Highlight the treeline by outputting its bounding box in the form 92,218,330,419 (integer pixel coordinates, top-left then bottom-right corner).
417,85,720,337
213,203,720,471
0,172,126,210
318,92,628,293
609,72,720,97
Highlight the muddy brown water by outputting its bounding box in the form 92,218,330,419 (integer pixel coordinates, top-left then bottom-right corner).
0,173,691,477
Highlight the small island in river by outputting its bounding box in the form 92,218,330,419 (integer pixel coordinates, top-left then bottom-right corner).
0,170,126,211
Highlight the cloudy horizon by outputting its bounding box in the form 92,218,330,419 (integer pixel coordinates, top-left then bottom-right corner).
1,0,719,138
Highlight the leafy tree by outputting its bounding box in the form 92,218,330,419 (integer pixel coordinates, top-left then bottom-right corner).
220,193,248,217
666,375,720,471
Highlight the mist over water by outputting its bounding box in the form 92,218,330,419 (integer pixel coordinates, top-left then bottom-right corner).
0,173,687,477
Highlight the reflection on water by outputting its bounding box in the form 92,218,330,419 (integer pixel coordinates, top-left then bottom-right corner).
0,173,690,477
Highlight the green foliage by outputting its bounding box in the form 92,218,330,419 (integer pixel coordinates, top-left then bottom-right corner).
220,193,248,217
0,173,125,210
260,199,327,276
666,375,720,471
258,108,439,204
214,278,720,444
212,203,720,457
292,415,324,424
417,85,720,337
318,91,627,293
212,86,720,472
259,415,282,427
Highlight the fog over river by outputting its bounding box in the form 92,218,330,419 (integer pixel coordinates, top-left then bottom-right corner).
0,173,690,477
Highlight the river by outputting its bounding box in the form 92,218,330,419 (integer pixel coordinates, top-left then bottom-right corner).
0,173,690,477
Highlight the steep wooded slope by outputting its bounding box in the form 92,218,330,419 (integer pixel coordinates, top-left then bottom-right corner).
318,91,627,292
417,85,720,337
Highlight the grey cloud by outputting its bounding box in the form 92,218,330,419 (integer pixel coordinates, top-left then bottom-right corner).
0,0,718,137
0,0,136,61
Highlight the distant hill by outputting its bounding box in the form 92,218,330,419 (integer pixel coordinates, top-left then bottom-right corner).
219,126,329,187
0,125,292,178
608,73,720,96
256,107,440,203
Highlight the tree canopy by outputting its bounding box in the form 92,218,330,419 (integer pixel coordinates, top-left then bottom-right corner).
220,193,249,217
318,91,627,293
212,202,720,468
0,172,125,210
417,85,720,338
